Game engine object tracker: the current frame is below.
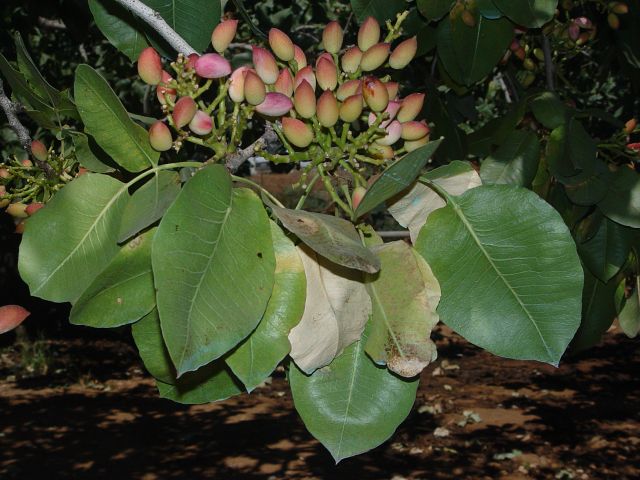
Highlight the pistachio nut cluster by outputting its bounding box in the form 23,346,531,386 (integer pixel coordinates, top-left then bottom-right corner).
138,12,430,215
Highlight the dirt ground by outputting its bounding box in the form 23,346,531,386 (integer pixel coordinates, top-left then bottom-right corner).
0,325,638,480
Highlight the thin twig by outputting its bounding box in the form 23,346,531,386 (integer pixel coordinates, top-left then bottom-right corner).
112,0,197,55
225,123,279,172
37,17,67,30
0,78,55,176
541,34,555,91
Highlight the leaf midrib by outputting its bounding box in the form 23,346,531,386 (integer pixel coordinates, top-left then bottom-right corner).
449,198,555,361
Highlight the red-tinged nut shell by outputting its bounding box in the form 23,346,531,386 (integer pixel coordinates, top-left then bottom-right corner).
316,57,338,91
317,91,340,128
0,168,10,179
156,70,177,104
360,43,390,72
294,66,316,91
21,159,33,167
337,79,361,101
294,45,307,69
568,22,580,40
282,117,314,148
341,46,363,74
212,19,238,53
256,92,293,117
269,28,295,61
229,66,249,103
195,53,232,79
0,305,30,335
402,121,430,140
31,140,47,162
397,93,425,122
358,16,381,51
352,186,367,211
340,94,364,123
137,47,162,85
389,36,417,69
189,110,213,135
172,97,197,128
25,203,44,216
323,21,344,54
624,118,637,134
368,100,401,128
405,134,430,152
76,167,89,177
385,82,399,99
294,80,317,119
362,76,389,112
368,143,394,159
149,121,173,151
6,203,28,218
574,16,592,28
375,120,402,146
185,53,199,71
627,142,640,151
245,70,267,105
274,68,294,97
253,46,279,84
14,221,25,234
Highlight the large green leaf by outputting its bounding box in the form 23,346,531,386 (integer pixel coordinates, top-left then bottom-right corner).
153,165,276,376
388,161,481,243
18,174,129,303
570,267,618,353
415,185,584,365
89,0,150,61
598,168,640,228
72,133,116,173
131,308,175,384
577,214,633,283
288,245,371,374
144,0,221,53
493,0,556,28
480,130,541,187
290,324,419,462
118,171,181,242
157,361,244,404
226,222,306,392
619,276,640,339
365,241,440,377
416,0,455,20
70,229,155,328
437,14,513,86
424,81,467,161
353,139,442,219
74,64,158,172
529,91,568,129
547,118,598,184
268,204,380,273
350,0,406,22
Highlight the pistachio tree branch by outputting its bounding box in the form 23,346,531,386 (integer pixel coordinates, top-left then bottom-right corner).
225,123,279,172
0,78,55,176
541,34,555,91
112,0,197,55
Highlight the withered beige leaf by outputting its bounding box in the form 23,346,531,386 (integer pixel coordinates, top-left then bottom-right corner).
288,245,372,374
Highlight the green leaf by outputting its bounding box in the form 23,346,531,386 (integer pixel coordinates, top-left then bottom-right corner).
88,0,150,61
70,229,156,328
417,0,455,20
144,0,221,53
577,214,633,283
477,0,502,18
437,15,513,86
570,267,618,353
72,133,115,173
388,161,481,243
564,163,610,206
157,361,244,404
530,91,567,129
226,222,306,392
288,246,372,374
598,168,640,228
131,308,175,384
424,81,468,161
493,0,556,28
619,276,640,339
480,130,541,187
365,242,440,377
267,203,380,274
18,174,129,303
546,120,598,182
353,139,443,219
350,0,406,22
153,165,276,376
74,64,158,172
415,185,584,365
118,171,181,242
290,324,419,462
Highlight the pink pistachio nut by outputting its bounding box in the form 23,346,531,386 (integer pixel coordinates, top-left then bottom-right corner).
352,186,367,211
30,140,47,162
336,79,362,101
172,97,198,128
368,143,394,159
323,21,344,54
340,94,364,123
389,36,418,69
294,80,317,119
185,53,199,71
368,100,401,128
252,46,279,85
149,121,173,151
294,66,317,91
341,46,363,74
0,305,30,335
294,45,307,69
360,43,390,72
282,117,314,148
402,121,430,141
397,93,425,122
137,47,163,85
189,111,213,135
363,76,389,112
195,53,232,79
229,66,250,103
385,81,399,99
405,134,430,152
269,28,295,61
212,19,238,53
6,203,28,218
256,92,293,117
316,57,338,91
156,71,177,104
375,120,402,146
244,70,267,105
25,202,44,216
358,17,381,51
274,68,294,97
317,91,340,128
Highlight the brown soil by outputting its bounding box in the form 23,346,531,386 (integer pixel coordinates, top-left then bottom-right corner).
0,326,638,480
